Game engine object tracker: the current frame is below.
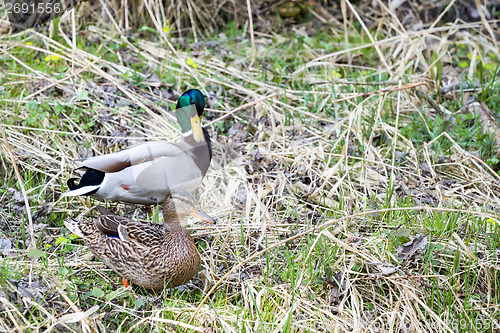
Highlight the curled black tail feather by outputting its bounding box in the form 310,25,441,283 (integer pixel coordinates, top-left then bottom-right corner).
67,178,80,190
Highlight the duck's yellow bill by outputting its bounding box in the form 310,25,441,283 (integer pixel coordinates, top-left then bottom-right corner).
190,115,204,143
191,209,216,224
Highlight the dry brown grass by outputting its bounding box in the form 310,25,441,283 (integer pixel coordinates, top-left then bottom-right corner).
1,0,500,332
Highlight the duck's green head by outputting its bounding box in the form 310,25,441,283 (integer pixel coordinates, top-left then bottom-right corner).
176,89,205,142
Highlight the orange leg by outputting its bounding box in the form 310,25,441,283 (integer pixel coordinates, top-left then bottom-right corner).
122,278,130,288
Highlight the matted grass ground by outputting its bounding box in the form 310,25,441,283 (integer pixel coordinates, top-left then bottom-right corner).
1,1,500,332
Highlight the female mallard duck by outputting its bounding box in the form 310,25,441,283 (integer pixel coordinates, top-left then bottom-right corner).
64,189,215,290
63,89,212,205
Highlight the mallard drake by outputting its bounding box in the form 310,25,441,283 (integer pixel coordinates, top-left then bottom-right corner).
63,89,212,205
64,189,215,290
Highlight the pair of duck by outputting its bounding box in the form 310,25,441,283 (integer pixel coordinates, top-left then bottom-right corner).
64,89,214,291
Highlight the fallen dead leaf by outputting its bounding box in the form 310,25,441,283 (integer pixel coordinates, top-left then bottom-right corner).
327,271,348,305
396,234,428,260
0,238,12,256
144,72,163,87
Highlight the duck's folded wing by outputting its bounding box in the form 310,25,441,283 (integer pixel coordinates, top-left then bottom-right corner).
117,221,164,248
93,206,126,237
133,154,202,191
95,208,164,247
82,142,184,173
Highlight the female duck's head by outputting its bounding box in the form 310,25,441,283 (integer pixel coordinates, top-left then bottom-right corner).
162,188,215,230
176,89,206,142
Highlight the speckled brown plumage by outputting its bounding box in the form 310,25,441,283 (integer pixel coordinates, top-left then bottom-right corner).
65,189,214,291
